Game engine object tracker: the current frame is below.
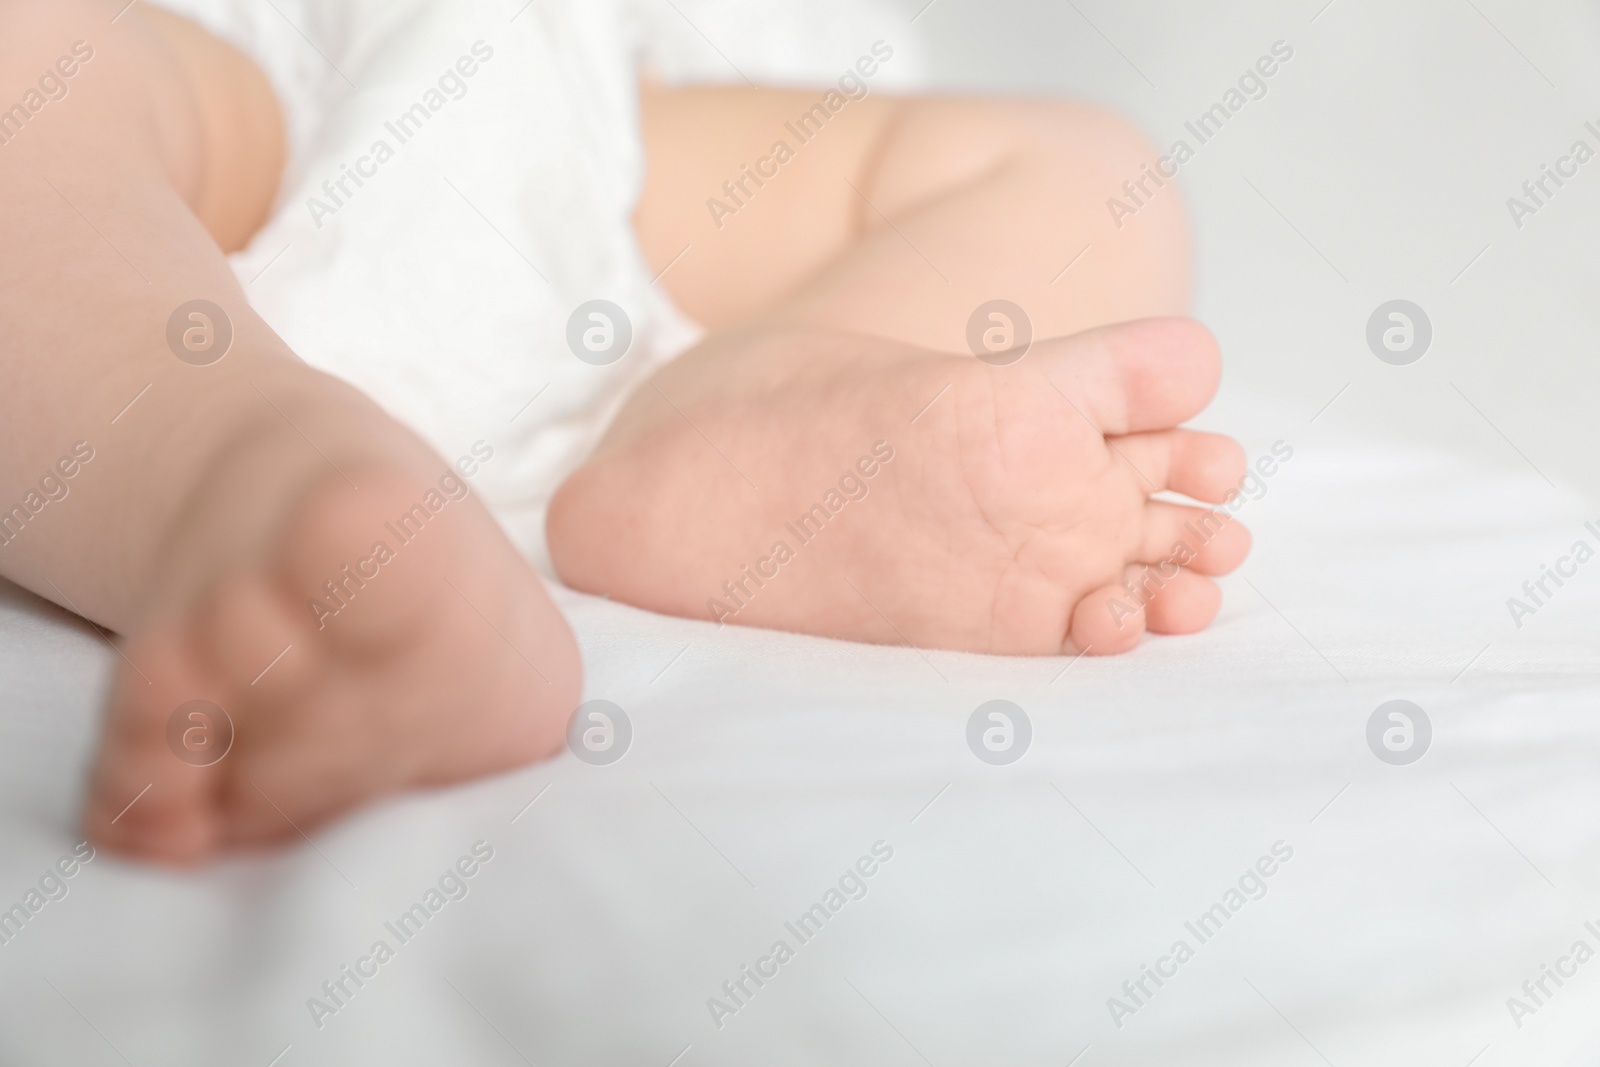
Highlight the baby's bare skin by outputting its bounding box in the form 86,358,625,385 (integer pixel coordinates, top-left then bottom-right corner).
551,320,1247,655
0,5,1245,863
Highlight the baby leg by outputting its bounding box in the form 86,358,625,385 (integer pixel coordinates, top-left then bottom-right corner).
0,1,579,862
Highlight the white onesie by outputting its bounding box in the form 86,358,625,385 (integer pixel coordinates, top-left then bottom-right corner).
150,0,921,572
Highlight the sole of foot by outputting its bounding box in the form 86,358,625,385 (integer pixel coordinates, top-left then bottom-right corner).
550,317,1250,656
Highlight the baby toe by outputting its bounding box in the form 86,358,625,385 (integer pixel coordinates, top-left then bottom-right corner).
1171,432,1246,504
1142,567,1222,635
1138,501,1251,576
1065,578,1147,655
1109,429,1246,505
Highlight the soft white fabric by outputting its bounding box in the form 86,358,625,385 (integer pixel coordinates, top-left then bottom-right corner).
1,390,1598,1065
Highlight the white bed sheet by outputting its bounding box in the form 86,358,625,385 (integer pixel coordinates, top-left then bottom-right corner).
2,387,1598,1066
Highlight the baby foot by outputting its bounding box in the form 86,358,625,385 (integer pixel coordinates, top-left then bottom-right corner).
85,462,579,864
549,317,1249,655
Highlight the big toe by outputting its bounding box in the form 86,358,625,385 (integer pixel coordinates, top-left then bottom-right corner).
1143,567,1223,635
1039,317,1221,436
